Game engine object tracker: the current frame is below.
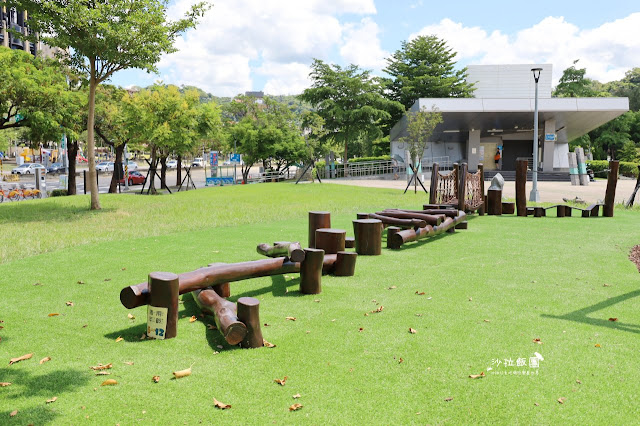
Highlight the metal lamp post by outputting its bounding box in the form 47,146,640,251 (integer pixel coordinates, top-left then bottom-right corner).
529,67,542,202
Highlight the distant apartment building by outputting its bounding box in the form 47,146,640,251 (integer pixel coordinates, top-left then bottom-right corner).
1,6,59,58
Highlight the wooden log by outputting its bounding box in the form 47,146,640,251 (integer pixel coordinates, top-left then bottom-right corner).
237,297,263,349
356,213,369,219
345,236,355,248
428,163,439,204
603,160,619,217
564,205,572,217
457,162,467,211
487,189,502,215
455,221,468,229
581,208,590,218
420,207,459,217
534,207,545,217
308,211,331,248
208,263,230,298
148,272,179,340
386,226,402,249
334,251,357,276
556,205,566,217
478,164,486,216
501,202,515,215
368,213,427,228
515,159,528,216
193,288,247,345
378,210,441,226
315,228,346,254
300,248,324,294
590,204,600,217
257,241,305,263
352,219,383,255
391,211,467,247
422,203,457,210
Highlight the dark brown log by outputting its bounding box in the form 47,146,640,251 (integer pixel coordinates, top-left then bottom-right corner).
534,207,545,217
391,211,467,247
516,159,528,216
420,207,459,217
148,272,179,340
590,204,600,217
429,162,439,204
527,207,535,216
603,160,619,217
193,288,247,345
356,213,369,219
455,221,468,229
368,213,427,228
564,205,572,217
422,203,457,210
386,226,402,249
208,263,230,298
501,202,515,215
315,229,346,254
556,205,566,217
352,219,382,255
487,189,502,215
334,251,357,276
345,236,355,248
308,211,331,248
478,164,486,215
378,210,441,226
457,162,467,211
300,248,324,294
237,297,263,349
257,241,305,263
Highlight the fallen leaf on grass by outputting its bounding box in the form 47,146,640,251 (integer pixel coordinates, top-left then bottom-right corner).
121,267,126,271
263,340,276,348
127,314,135,320
263,323,270,327
534,402,540,406
595,344,601,348
292,393,301,399
274,376,288,386
576,379,582,384
189,316,197,323
314,299,320,303
469,372,485,379
152,376,160,383
123,361,134,366
104,278,111,282
409,328,417,334
9,353,33,365
415,313,423,317
48,313,59,317
95,372,110,376
33,282,43,286
608,318,618,322
173,365,193,379
101,379,117,386
39,356,51,364
398,358,404,364
289,403,303,411
46,397,57,404
213,397,231,409
206,324,217,330
115,337,123,343
370,306,384,314
415,291,425,295
66,301,74,306
558,397,566,404
483,319,491,323
89,363,112,371
603,283,612,287
77,280,85,284
444,397,453,402
9,410,17,417
358,327,364,332
285,317,296,321
469,297,473,301
532,338,543,345
388,286,397,290
0,382,11,387
140,334,146,340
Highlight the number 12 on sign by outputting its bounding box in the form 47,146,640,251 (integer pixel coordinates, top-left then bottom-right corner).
147,306,168,340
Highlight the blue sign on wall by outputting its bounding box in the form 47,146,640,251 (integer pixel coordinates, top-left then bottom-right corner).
545,134,557,142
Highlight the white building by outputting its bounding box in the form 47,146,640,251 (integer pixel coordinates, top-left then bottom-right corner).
389,64,629,172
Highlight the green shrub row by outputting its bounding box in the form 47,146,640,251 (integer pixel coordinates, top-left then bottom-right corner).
587,160,640,178
348,155,391,163
49,189,68,197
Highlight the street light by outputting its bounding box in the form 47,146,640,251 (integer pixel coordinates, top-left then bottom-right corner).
529,67,542,202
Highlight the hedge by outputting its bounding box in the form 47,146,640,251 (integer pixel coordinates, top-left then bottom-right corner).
50,189,68,197
348,155,391,163
586,160,640,178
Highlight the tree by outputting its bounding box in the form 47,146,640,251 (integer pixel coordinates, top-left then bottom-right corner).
606,68,640,111
383,35,474,123
7,0,210,209
399,106,442,193
299,59,404,173
590,112,633,160
553,60,600,98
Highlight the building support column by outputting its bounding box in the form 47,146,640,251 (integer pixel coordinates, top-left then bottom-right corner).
1,7,8,48
22,10,29,53
542,119,556,172
467,129,481,171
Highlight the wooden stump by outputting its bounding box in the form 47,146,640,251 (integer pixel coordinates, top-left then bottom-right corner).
564,206,572,217
345,236,355,249
386,226,402,249
237,297,263,349
356,213,369,219
352,219,382,255
300,248,324,294
534,207,545,217
527,207,535,216
148,272,179,340
516,159,528,216
556,205,566,217
501,202,515,215
487,189,502,215
334,251,357,276
455,221,468,230
604,160,619,217
315,228,346,254
308,211,331,248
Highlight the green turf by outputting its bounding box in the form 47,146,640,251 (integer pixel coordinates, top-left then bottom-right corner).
1,183,639,424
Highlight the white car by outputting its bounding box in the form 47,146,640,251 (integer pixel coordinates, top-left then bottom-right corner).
191,157,204,168
126,161,138,172
166,160,178,169
96,161,114,172
11,163,47,175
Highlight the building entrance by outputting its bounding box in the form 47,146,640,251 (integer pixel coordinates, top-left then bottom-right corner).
502,140,533,171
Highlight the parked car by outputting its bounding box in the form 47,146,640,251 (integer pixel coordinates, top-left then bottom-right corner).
166,160,178,169
11,163,47,175
47,162,67,174
126,161,138,172
96,161,114,172
191,157,204,168
118,170,145,185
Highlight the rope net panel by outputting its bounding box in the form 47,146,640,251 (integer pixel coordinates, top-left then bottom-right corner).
465,170,484,211
434,169,458,205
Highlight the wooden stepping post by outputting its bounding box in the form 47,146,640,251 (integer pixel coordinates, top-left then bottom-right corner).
334,251,357,276
237,297,263,348
604,160,619,217
487,189,502,215
300,248,324,294
356,213,369,219
556,205,566,217
148,272,179,340
308,211,331,248
315,228,346,254
516,159,528,216
534,207,545,217
386,226,402,249
501,202,515,215
345,236,355,248
353,219,382,255
564,206,572,217
455,221,468,229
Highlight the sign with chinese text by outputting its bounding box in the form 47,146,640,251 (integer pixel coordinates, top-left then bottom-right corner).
147,306,168,339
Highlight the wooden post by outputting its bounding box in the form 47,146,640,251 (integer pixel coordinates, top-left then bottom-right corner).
237,297,263,349
193,288,247,345
300,248,324,294
556,205,566,217
352,219,382,255
356,213,369,219
345,237,355,248
564,205,572,217
368,213,427,229
334,251,357,276
148,272,179,340
534,207,545,217
315,228,346,254
478,164,485,215
603,160,619,217
453,163,460,204
308,211,331,248
501,202,515,215
516,159,528,216
487,189,502,215
386,226,402,249
429,163,439,204
457,163,467,211
455,221,468,229
377,210,442,226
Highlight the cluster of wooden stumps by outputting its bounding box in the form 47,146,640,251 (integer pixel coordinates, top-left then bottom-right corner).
485,159,620,218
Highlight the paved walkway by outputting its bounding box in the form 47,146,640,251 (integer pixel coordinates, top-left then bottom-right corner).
325,177,639,205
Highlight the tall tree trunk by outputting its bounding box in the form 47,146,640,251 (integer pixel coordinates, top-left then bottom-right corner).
67,139,78,195
176,154,182,186
242,163,250,184
149,146,157,194
344,130,349,177
87,60,100,209
160,154,168,189
109,144,125,193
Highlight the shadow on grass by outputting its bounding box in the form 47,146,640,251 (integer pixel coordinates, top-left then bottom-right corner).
0,201,116,225
542,290,640,334
230,275,301,300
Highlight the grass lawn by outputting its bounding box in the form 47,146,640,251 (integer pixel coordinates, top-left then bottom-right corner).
1,183,639,424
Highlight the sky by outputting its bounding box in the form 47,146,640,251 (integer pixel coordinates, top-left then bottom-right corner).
109,0,640,97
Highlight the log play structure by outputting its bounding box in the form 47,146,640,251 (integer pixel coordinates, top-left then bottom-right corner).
119,160,620,346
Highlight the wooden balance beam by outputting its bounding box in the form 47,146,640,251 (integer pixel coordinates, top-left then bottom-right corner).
389,210,467,248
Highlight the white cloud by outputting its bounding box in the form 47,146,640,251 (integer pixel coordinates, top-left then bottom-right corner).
340,17,388,70
411,13,640,84
258,62,312,96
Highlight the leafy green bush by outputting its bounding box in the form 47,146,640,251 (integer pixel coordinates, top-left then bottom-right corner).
349,155,391,163
587,160,640,177
50,189,68,197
